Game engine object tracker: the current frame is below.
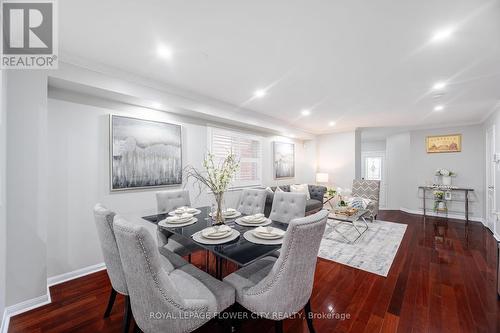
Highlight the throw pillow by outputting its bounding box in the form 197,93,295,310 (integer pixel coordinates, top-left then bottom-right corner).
290,184,311,200
275,186,284,192
347,197,371,209
265,186,274,195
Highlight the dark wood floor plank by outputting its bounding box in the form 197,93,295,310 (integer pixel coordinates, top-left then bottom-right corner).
8,211,500,333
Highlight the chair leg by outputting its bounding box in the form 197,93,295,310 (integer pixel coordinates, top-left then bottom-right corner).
188,253,192,263
275,320,283,333
103,288,117,318
134,322,143,333
304,299,316,333
123,296,132,333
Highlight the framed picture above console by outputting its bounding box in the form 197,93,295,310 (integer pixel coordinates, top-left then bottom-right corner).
110,115,182,191
426,134,462,153
273,141,295,179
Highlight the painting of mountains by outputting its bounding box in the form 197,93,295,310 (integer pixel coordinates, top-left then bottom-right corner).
110,115,182,191
273,141,295,179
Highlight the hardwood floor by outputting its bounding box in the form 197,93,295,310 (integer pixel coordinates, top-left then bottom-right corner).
8,211,500,333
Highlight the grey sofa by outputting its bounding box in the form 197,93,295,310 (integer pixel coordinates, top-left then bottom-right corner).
264,184,327,217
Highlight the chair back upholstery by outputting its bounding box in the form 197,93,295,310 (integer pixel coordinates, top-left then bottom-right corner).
156,190,191,214
93,204,128,295
308,185,327,201
113,216,214,333
243,210,328,316
237,189,267,215
352,179,380,217
269,192,306,223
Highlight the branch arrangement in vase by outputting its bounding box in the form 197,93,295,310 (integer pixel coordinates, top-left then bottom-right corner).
184,152,240,225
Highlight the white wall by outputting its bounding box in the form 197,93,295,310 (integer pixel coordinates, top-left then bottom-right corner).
483,110,500,234
0,70,7,326
46,93,316,277
6,71,49,306
385,133,411,210
316,131,356,189
406,125,485,219
381,125,485,220
361,140,386,152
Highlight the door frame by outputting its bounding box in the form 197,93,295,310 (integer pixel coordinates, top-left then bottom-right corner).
485,124,496,233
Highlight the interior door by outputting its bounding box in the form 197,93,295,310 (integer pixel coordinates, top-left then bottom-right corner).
361,152,387,208
486,125,496,233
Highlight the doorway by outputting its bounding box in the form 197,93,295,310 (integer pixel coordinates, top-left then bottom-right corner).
486,124,497,235
361,151,387,208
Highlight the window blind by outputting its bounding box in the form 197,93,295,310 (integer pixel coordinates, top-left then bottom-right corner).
209,128,262,187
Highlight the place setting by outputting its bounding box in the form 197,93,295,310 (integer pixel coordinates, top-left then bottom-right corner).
192,224,241,245
208,207,242,220
243,226,286,245
158,212,198,228
235,213,272,227
168,206,202,216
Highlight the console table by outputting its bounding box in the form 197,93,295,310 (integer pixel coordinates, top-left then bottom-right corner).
419,186,474,224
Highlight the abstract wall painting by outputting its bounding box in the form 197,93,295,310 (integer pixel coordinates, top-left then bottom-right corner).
273,141,295,179
110,115,182,191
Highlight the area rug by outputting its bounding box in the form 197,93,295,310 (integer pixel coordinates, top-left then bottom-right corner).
318,219,407,277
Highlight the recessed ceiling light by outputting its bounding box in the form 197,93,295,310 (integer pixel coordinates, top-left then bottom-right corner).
328,121,336,126
434,105,445,111
431,27,455,43
432,81,447,90
157,44,173,60
254,89,267,98
301,109,311,116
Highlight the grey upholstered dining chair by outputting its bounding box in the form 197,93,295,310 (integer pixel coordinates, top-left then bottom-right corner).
224,209,328,333
156,189,192,214
113,215,236,333
352,179,380,220
93,204,132,333
236,189,267,215
269,191,307,224
156,189,201,262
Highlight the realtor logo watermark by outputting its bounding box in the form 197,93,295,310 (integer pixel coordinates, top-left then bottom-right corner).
1,0,58,69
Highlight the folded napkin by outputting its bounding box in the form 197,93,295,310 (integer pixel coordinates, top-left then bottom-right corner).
255,226,276,235
223,208,238,216
242,213,265,222
254,226,285,238
174,206,197,214
166,213,193,223
202,225,232,238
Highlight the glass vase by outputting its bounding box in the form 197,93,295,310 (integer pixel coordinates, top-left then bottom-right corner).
213,192,225,225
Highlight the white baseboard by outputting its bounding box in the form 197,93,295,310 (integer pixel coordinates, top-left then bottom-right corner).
1,262,106,333
1,287,51,333
47,262,106,287
399,207,485,224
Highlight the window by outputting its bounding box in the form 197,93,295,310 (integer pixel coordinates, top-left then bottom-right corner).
208,127,262,187
365,157,382,180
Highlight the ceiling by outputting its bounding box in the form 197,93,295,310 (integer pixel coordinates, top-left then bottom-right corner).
59,0,500,134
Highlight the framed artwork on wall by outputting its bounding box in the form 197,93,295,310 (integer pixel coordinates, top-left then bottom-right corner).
426,134,462,153
109,115,182,191
273,141,295,179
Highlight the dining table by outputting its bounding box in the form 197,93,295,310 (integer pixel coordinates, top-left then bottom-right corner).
141,206,288,279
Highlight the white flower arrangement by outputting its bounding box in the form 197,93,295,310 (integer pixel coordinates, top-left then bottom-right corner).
435,168,455,177
184,152,239,224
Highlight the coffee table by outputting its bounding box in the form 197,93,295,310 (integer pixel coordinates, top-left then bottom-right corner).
327,209,370,243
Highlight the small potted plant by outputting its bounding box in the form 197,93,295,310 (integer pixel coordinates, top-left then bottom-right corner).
435,169,455,186
433,190,446,211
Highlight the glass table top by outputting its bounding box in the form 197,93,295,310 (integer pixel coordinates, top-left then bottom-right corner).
142,206,288,267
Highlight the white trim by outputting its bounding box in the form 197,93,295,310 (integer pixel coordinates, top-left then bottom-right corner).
399,207,485,224
1,290,51,333
0,263,106,333
47,262,106,287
